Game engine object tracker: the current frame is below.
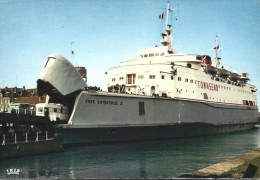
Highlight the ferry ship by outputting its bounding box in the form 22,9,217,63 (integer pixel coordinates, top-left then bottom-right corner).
37,2,258,144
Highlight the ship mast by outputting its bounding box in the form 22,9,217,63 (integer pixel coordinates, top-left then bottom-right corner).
213,35,221,68
161,1,176,54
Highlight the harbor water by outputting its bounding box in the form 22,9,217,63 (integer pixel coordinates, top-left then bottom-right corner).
1,126,260,178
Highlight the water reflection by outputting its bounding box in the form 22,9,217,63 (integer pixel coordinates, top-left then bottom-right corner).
1,126,260,178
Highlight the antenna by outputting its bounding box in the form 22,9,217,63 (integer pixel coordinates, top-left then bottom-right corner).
215,35,219,60
160,1,176,54
71,42,74,64
211,35,223,68
166,1,170,30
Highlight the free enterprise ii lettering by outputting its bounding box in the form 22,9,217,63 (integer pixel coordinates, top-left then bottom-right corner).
85,99,123,105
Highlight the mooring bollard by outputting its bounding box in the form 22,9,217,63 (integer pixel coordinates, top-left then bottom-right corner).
2,134,5,145
243,163,258,178
36,132,38,142
46,131,48,140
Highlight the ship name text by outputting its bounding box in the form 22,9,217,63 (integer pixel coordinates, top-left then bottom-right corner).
85,99,123,105
198,81,219,91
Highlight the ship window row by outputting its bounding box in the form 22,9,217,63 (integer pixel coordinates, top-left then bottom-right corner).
176,88,255,105
235,89,251,94
140,53,165,58
178,88,255,104
178,77,197,84
112,74,174,84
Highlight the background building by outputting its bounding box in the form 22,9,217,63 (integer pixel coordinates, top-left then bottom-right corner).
0,94,10,112
0,86,46,112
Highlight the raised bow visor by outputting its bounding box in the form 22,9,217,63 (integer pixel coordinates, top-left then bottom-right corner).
37,54,87,96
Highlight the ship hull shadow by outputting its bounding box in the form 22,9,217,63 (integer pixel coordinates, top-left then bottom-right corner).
62,122,256,146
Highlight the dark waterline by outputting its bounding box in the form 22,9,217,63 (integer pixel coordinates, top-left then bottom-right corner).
1,126,260,178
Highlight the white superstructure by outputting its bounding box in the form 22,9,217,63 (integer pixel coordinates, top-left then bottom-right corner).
105,2,257,107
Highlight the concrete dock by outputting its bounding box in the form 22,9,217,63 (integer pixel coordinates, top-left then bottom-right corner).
180,148,260,178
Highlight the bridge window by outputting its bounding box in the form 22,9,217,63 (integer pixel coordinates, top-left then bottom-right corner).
149,75,155,79
187,63,192,68
161,75,165,79
149,53,154,57
138,75,144,79
127,74,136,84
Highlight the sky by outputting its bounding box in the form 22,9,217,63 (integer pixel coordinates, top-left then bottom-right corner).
0,0,260,103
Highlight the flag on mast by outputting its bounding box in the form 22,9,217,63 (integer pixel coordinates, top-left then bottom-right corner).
213,45,219,50
159,13,164,19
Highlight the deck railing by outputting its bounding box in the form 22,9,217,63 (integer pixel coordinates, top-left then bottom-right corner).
1,131,55,145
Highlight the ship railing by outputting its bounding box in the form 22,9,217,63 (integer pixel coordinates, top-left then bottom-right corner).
9,109,36,116
1,131,57,146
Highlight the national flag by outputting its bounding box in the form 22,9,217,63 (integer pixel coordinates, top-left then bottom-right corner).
213,45,219,50
72,50,74,55
159,13,164,19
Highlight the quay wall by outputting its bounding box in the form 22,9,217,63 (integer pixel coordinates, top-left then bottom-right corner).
0,138,63,159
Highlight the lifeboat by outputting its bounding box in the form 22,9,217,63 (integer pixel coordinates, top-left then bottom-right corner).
239,73,250,82
229,72,241,81
217,67,230,78
204,66,218,75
